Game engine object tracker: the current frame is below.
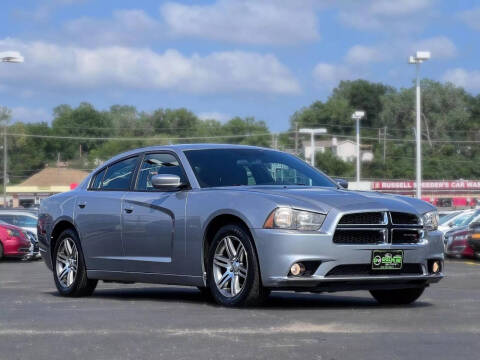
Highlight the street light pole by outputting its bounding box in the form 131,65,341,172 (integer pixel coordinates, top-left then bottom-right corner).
299,128,327,167
1,52,24,207
409,51,430,199
352,111,365,184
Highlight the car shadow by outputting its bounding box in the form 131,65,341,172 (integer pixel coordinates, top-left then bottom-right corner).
61,286,431,310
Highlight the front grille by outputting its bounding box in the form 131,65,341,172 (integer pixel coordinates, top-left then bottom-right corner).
391,212,419,225
334,211,423,245
326,263,423,277
392,229,421,244
338,212,384,225
333,230,384,244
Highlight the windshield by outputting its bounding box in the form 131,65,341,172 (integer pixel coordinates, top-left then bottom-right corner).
456,212,477,227
439,212,460,225
184,148,337,188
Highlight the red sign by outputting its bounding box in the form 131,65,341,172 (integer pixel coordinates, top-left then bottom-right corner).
70,183,78,190
372,180,480,191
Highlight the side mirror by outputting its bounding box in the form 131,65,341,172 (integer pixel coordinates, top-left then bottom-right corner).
334,178,348,189
151,174,183,190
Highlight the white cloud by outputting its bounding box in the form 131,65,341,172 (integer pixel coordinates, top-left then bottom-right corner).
161,0,320,45
345,36,456,66
458,7,480,31
411,36,457,59
64,10,162,46
10,107,51,123
443,68,480,92
15,0,87,22
339,0,435,31
312,63,359,89
369,0,433,16
198,112,231,122
345,45,386,64
0,38,300,95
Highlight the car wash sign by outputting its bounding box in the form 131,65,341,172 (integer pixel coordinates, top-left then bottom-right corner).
372,180,480,191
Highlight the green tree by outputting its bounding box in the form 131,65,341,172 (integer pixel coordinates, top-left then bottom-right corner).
315,149,355,178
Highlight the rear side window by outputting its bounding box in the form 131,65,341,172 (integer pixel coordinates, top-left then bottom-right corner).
0,214,15,225
101,157,138,191
15,215,37,227
135,153,187,191
90,168,106,190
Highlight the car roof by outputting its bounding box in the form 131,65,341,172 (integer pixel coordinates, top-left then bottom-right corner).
97,144,276,170
0,210,37,217
116,143,268,156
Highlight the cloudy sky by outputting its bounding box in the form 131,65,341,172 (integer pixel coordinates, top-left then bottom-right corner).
0,0,478,131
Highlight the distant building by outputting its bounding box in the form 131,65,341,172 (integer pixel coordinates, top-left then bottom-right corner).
303,137,374,163
6,167,89,208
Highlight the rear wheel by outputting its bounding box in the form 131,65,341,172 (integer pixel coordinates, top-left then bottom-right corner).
0,242,3,260
53,229,97,297
207,224,268,307
370,287,425,305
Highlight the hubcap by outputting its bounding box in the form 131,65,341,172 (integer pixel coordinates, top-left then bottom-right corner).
55,238,78,288
213,236,248,298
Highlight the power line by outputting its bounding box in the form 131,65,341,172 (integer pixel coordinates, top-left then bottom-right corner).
5,132,274,141
4,129,480,144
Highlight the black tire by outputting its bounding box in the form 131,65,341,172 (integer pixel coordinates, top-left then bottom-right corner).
370,287,425,305
207,224,268,307
53,229,98,297
197,286,213,300
0,242,3,260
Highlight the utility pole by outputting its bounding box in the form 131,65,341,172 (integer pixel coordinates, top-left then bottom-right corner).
294,122,298,155
3,126,6,207
1,52,24,207
383,126,387,164
352,111,365,184
299,128,327,167
409,51,431,199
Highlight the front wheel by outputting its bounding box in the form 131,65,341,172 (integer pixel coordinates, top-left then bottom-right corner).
53,229,97,297
207,224,268,307
370,287,425,305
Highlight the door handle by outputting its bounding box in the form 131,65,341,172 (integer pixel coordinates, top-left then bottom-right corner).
124,208,133,214
78,202,86,209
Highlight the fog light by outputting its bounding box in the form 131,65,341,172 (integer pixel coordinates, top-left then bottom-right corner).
290,263,306,276
432,261,441,274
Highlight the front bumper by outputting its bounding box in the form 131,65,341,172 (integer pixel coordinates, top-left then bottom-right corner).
252,228,444,290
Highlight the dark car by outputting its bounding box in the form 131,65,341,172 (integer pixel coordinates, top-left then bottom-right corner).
467,221,480,258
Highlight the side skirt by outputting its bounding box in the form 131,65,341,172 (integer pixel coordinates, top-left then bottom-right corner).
87,270,204,287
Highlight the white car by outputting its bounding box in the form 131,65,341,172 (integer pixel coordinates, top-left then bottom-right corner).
438,210,474,235
0,210,38,236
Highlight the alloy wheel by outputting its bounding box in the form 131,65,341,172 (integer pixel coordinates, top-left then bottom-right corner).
55,237,78,288
213,235,248,298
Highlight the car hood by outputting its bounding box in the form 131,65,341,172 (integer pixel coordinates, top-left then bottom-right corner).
243,186,434,215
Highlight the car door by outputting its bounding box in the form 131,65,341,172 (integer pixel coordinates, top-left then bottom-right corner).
122,152,189,274
75,156,139,272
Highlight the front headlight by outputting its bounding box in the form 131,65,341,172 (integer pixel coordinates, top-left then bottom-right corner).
264,207,326,231
422,210,439,231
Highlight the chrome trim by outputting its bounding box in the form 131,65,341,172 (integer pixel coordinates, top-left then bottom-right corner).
335,211,426,245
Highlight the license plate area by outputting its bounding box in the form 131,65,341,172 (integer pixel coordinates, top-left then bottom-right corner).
371,250,403,270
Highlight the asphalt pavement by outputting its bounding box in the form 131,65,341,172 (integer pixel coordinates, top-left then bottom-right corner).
1,258,479,360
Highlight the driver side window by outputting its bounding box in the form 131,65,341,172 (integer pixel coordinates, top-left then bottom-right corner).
135,153,187,191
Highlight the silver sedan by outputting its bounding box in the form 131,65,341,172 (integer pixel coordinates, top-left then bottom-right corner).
38,144,444,306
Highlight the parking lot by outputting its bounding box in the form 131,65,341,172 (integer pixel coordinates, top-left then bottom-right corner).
0,259,478,359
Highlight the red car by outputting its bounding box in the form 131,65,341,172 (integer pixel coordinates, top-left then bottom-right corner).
0,223,31,259
445,228,475,258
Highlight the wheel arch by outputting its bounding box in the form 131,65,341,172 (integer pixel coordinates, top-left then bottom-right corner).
50,218,81,264
202,212,261,286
